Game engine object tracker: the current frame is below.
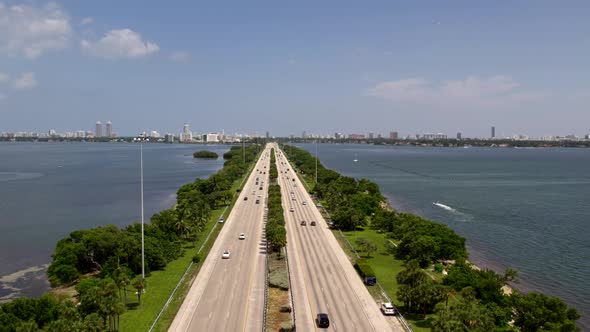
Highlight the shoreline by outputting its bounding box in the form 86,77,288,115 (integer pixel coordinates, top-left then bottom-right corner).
380,195,517,295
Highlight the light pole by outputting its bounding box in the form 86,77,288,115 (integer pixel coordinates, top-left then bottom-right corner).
140,141,145,280
315,140,318,184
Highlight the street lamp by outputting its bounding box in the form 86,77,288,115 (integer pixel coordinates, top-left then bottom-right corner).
140,140,145,281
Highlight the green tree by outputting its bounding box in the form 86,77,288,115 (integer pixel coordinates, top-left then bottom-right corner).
509,292,580,332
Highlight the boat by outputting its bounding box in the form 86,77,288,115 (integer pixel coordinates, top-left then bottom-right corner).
353,153,358,162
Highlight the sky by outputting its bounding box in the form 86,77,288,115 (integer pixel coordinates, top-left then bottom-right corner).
0,0,589,138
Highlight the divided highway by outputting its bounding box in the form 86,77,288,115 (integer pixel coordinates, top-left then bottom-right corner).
169,145,271,332
274,143,404,332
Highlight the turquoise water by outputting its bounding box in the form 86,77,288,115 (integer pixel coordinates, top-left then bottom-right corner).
0,142,226,300
295,143,590,329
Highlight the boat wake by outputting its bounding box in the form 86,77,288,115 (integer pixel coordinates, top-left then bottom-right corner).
433,202,456,212
433,202,475,223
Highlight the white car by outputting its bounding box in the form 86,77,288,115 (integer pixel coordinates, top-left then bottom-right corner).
218,217,225,223
222,250,231,259
239,233,246,240
381,303,396,316
302,201,307,205
290,207,294,212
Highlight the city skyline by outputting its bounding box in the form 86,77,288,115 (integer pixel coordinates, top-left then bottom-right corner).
1,1,590,137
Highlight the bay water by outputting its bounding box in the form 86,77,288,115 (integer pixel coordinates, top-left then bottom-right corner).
0,142,226,301
295,143,590,329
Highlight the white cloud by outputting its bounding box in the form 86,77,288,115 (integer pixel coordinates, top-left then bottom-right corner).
13,72,37,89
367,76,541,109
81,29,159,59
80,16,94,25
170,51,191,63
0,2,72,59
0,72,9,83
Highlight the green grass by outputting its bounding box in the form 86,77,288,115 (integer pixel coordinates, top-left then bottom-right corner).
339,228,433,332
118,153,260,332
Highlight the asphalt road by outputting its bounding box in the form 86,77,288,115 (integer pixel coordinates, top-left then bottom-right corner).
169,145,271,332
274,144,404,332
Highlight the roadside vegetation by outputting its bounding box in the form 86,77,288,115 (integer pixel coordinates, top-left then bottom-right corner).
281,144,580,332
0,145,260,332
192,150,218,159
265,147,293,332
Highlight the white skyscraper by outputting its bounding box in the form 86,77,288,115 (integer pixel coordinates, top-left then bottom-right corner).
106,121,113,138
180,123,193,142
95,121,102,137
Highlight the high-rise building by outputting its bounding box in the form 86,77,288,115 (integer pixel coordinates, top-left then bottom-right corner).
180,123,192,142
165,133,175,143
368,132,375,139
95,121,102,137
457,132,462,140
265,131,270,139
106,121,112,138
389,131,398,139
491,126,495,139
48,129,57,136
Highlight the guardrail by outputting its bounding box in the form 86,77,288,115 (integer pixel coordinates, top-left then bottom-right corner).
262,204,269,331
284,246,296,331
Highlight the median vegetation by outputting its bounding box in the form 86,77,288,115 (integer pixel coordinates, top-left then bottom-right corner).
281,144,580,332
265,147,293,332
0,145,260,332
192,150,218,159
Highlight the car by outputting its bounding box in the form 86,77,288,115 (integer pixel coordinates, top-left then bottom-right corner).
292,196,296,201
255,199,260,204
290,207,294,212
302,201,307,205
259,186,263,190
316,313,330,328
218,217,225,223
263,172,266,174
292,178,295,182
222,250,230,259
244,196,248,201
317,202,323,207
310,221,317,226
300,220,306,226
239,233,246,240
381,302,396,316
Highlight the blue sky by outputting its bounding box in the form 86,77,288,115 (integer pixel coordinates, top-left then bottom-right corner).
1,1,589,137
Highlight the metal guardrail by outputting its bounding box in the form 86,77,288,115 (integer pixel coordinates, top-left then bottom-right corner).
262,204,269,332
284,246,296,331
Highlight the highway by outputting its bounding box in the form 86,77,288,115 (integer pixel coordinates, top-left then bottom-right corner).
274,143,404,332
169,145,271,332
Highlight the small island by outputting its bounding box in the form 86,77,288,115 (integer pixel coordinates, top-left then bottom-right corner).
193,150,219,159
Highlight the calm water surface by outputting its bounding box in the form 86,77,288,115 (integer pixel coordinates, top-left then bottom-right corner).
0,142,226,300
295,143,590,329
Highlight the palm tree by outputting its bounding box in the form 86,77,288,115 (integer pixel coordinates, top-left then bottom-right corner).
132,277,146,305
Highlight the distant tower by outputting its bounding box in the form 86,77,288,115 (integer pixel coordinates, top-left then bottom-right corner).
389,131,398,139
368,132,375,139
106,121,113,138
95,121,102,137
180,123,192,142
457,132,462,140
491,126,495,139
266,131,270,139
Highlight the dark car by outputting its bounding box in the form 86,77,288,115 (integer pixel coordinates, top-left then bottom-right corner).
300,220,306,226
316,313,330,328
244,197,248,201
259,186,263,190
310,221,317,226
